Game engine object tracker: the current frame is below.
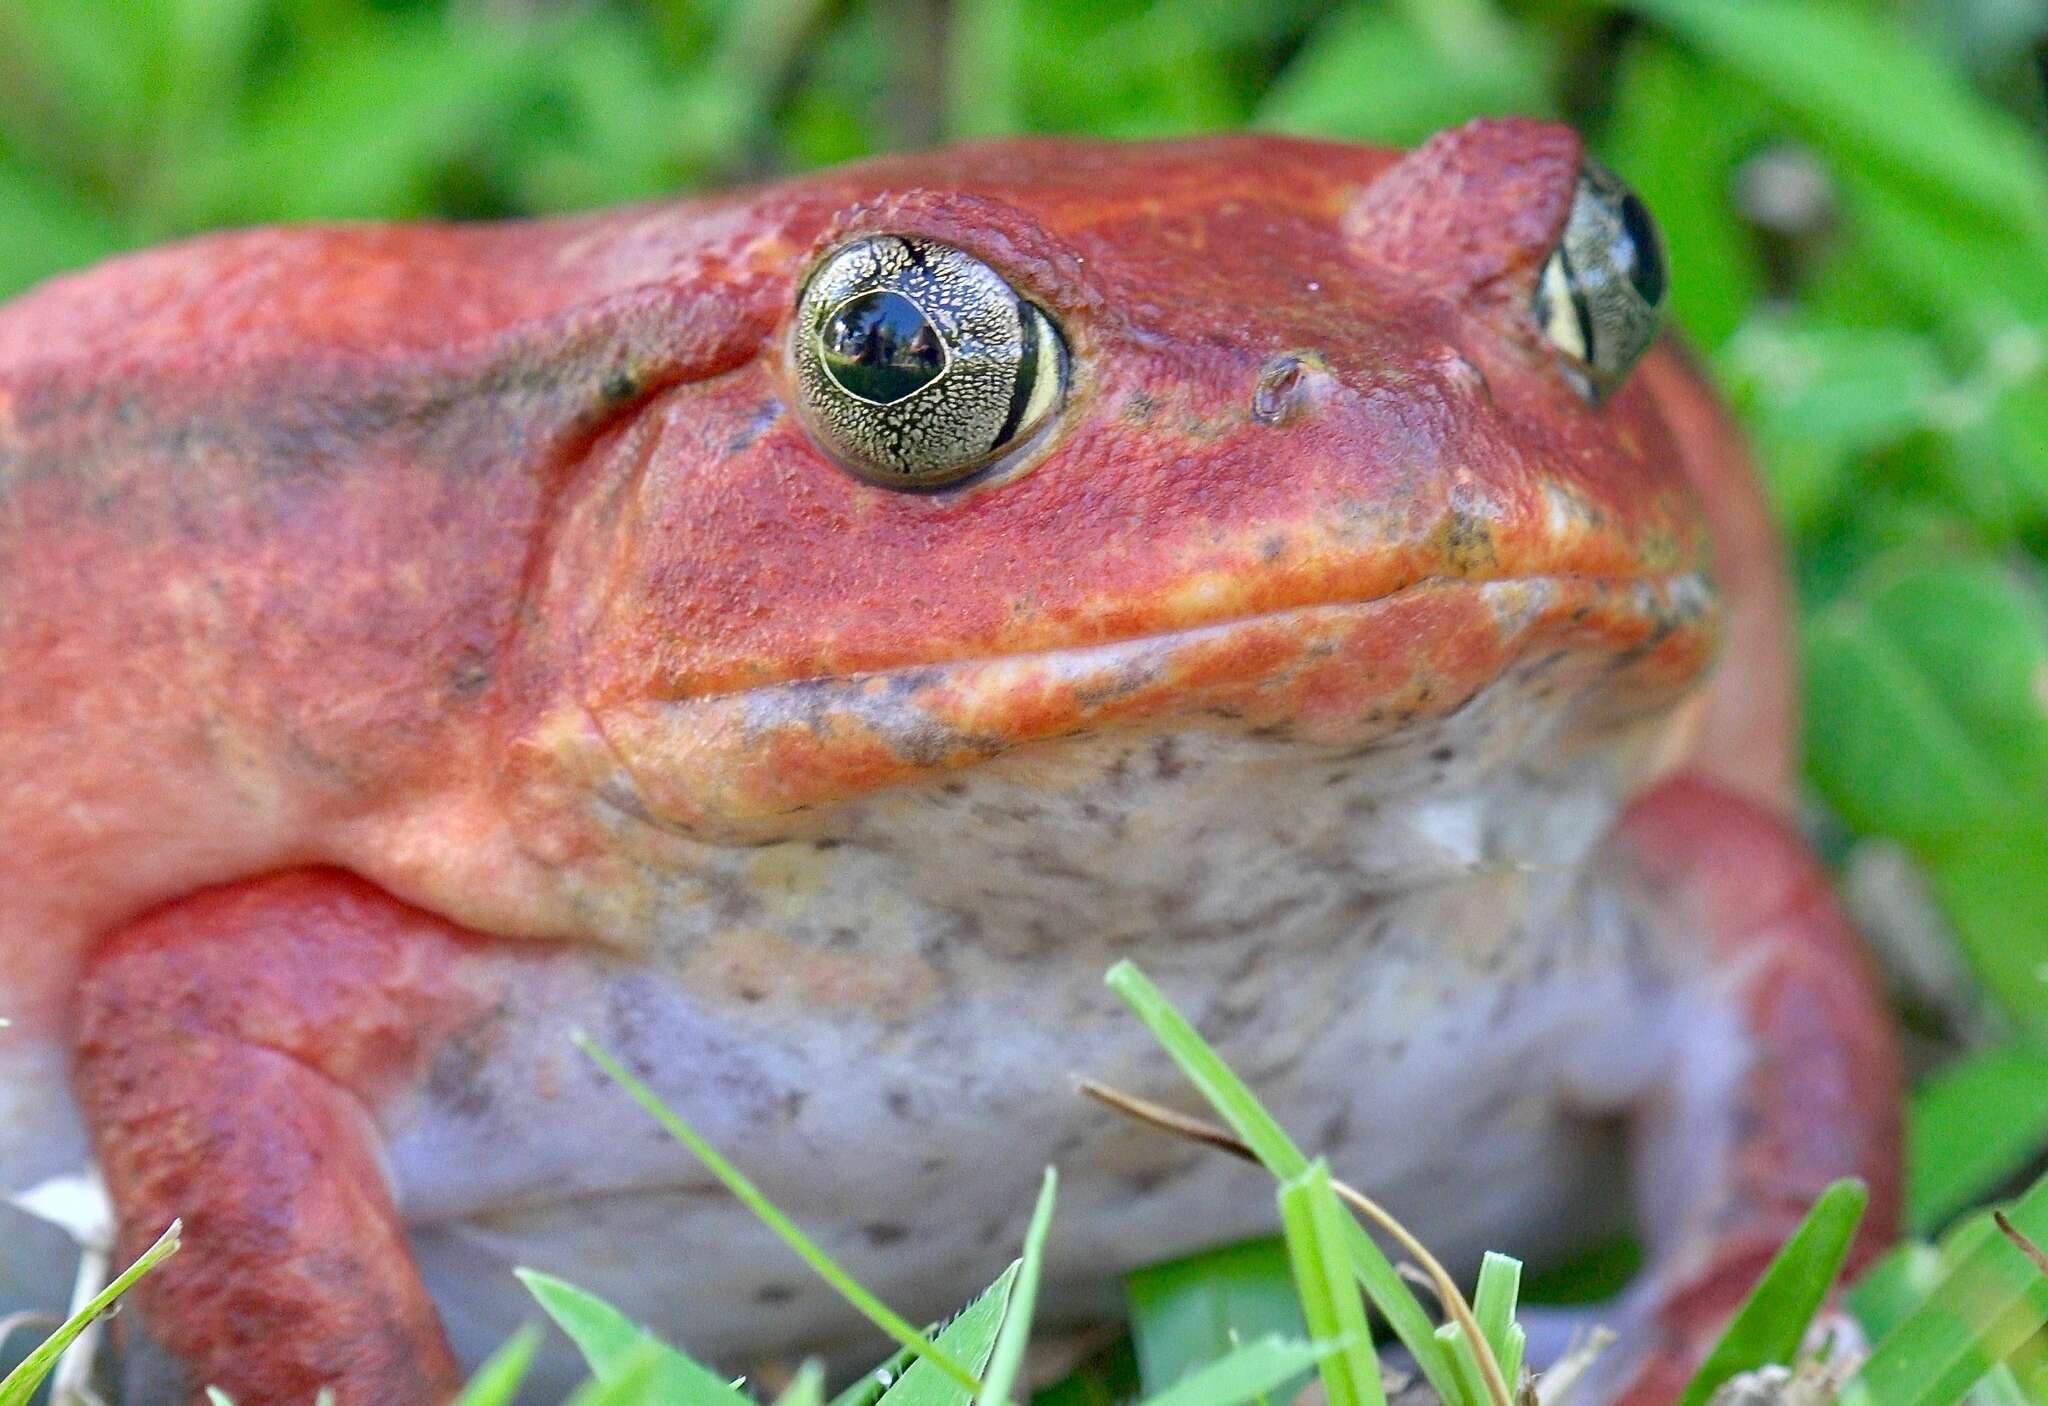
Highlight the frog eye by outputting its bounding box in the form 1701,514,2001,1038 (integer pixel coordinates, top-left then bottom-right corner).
1532,159,1668,402
793,235,1067,488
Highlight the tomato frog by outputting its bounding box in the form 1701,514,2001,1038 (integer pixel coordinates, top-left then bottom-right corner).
0,121,1899,1404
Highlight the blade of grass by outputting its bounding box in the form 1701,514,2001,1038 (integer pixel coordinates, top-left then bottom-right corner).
1881,1290,2048,1406
516,1268,746,1406
1847,1170,2048,1405
1101,964,1460,1402
561,1342,662,1406
1471,1253,1522,1385
453,1326,543,1406
875,1265,1019,1406
1277,1161,1385,1406
0,1219,179,1406
1135,1336,1336,1406
1678,1179,1867,1406
976,1169,1057,1406
575,1033,981,1394
831,1341,921,1406
776,1362,826,1406
1081,1078,1510,1406
1435,1322,1487,1406
1499,1325,1526,1395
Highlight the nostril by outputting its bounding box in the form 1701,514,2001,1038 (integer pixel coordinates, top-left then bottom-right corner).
1252,351,1328,425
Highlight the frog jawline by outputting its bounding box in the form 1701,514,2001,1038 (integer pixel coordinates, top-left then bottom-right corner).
673,568,1716,707
580,569,1714,843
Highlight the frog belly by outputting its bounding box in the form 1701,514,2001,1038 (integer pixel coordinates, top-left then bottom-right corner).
380,882,1678,1389
363,673,1694,1385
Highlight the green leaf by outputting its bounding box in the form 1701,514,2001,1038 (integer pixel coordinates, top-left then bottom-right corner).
453,1325,543,1406
1911,1046,2048,1235
1277,1161,1383,1406
1624,0,2048,240
576,1034,981,1394
1806,556,2048,1034
0,0,162,153
0,160,126,300
1831,160,2048,327
0,1219,180,1406
1257,7,1549,146
1804,605,2014,847
515,1268,748,1406
1127,1238,1306,1393
976,1169,1056,1406
1869,564,2048,792
1599,35,1767,351
946,0,1023,139
1014,0,1286,139
1677,1179,1867,1406
1134,1336,1334,1406
1845,1172,2048,1406
1104,962,1456,1403
1724,320,1945,458
1925,829,2048,1044
874,1265,1018,1406
222,11,555,222
1520,1235,1643,1306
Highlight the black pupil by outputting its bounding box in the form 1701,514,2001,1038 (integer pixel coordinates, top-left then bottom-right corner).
1616,189,1666,308
820,290,946,404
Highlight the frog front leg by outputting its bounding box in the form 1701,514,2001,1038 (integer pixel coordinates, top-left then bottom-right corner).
1598,776,1903,1404
71,870,482,1404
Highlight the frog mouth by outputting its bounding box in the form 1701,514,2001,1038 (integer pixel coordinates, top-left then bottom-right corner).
585,570,1717,836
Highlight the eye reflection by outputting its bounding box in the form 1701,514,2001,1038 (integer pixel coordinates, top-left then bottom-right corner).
820,290,949,405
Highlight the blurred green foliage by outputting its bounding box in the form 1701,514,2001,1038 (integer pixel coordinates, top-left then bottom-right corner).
3,0,2048,1228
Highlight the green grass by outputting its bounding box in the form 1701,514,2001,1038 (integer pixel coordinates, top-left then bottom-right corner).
0,1219,179,1406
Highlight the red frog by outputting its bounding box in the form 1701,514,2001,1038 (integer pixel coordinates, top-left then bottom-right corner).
0,121,1899,1404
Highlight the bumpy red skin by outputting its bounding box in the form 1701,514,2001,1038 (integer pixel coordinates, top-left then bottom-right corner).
74,876,485,1400
0,123,1900,1402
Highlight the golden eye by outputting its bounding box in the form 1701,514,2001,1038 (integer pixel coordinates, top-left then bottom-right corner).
793,236,1067,488
1533,159,1668,402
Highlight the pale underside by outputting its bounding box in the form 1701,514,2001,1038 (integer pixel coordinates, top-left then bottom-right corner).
1,603,1743,1400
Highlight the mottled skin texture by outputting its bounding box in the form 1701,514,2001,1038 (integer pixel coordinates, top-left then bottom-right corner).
0,123,1897,1404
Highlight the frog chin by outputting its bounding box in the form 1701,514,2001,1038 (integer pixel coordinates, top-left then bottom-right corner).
514,572,1701,972
574,569,1712,845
